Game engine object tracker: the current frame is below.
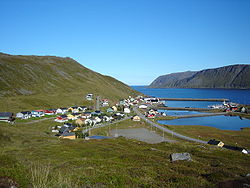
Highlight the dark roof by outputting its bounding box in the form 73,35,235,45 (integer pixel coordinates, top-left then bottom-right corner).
61,132,75,137
20,111,31,114
72,113,81,116
60,115,68,118
59,127,69,134
223,145,247,152
0,112,13,117
68,126,76,131
61,108,68,110
208,139,221,145
84,112,91,114
64,123,72,126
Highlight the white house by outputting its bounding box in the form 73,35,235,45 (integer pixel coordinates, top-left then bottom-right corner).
124,108,131,113
86,93,93,100
56,108,68,114
84,119,93,126
16,111,31,119
139,104,147,109
95,117,102,123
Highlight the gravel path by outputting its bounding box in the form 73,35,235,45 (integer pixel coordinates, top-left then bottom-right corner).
110,128,175,144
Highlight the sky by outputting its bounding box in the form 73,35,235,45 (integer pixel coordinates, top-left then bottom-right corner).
0,0,250,85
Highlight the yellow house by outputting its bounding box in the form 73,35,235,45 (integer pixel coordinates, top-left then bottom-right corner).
217,141,225,147
73,127,80,131
67,106,79,113
208,139,225,147
132,115,141,121
59,132,76,139
67,114,75,120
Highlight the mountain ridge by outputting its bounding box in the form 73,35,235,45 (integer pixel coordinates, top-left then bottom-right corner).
149,64,250,89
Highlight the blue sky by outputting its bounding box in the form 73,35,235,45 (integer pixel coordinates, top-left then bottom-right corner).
1,0,250,85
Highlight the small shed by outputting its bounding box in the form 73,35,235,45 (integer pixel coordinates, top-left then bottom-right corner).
208,139,224,147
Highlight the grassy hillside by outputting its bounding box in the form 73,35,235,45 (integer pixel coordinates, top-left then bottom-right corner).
0,53,138,112
0,120,250,187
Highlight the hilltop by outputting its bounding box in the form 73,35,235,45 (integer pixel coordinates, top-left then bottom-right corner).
0,52,138,112
149,64,250,89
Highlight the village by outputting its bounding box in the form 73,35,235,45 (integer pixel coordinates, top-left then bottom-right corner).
0,94,166,139
0,94,249,155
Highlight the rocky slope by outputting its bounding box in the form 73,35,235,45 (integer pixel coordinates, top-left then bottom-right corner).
149,64,250,89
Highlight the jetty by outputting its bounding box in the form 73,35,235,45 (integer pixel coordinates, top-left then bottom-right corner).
173,112,227,119
156,106,224,112
159,98,229,102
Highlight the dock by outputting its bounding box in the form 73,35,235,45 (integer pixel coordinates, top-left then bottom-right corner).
173,112,227,119
156,106,224,112
159,98,229,102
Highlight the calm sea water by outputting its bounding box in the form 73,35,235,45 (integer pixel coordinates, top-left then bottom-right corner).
132,86,250,130
158,115,250,131
132,86,250,105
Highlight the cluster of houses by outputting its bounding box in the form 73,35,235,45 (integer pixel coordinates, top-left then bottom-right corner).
208,101,241,112
15,106,88,120
138,108,166,119
50,95,148,139
0,95,147,124
51,123,81,139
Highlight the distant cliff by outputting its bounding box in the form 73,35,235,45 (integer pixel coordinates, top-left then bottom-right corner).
149,64,250,89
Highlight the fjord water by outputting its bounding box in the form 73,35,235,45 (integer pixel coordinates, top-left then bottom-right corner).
132,86,250,130
132,86,250,105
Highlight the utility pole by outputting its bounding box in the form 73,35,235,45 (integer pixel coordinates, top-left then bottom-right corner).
96,96,100,111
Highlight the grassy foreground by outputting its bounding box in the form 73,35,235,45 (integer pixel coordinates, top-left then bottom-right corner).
0,119,250,187
164,124,250,149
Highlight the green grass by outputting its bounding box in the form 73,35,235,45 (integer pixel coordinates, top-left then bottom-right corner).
163,124,250,148
1,118,250,187
0,53,139,112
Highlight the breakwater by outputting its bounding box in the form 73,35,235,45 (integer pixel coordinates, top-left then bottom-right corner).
173,112,227,119
159,98,229,102
156,106,223,112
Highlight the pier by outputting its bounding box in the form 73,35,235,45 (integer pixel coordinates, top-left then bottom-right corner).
159,98,229,102
173,112,227,119
156,106,224,112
